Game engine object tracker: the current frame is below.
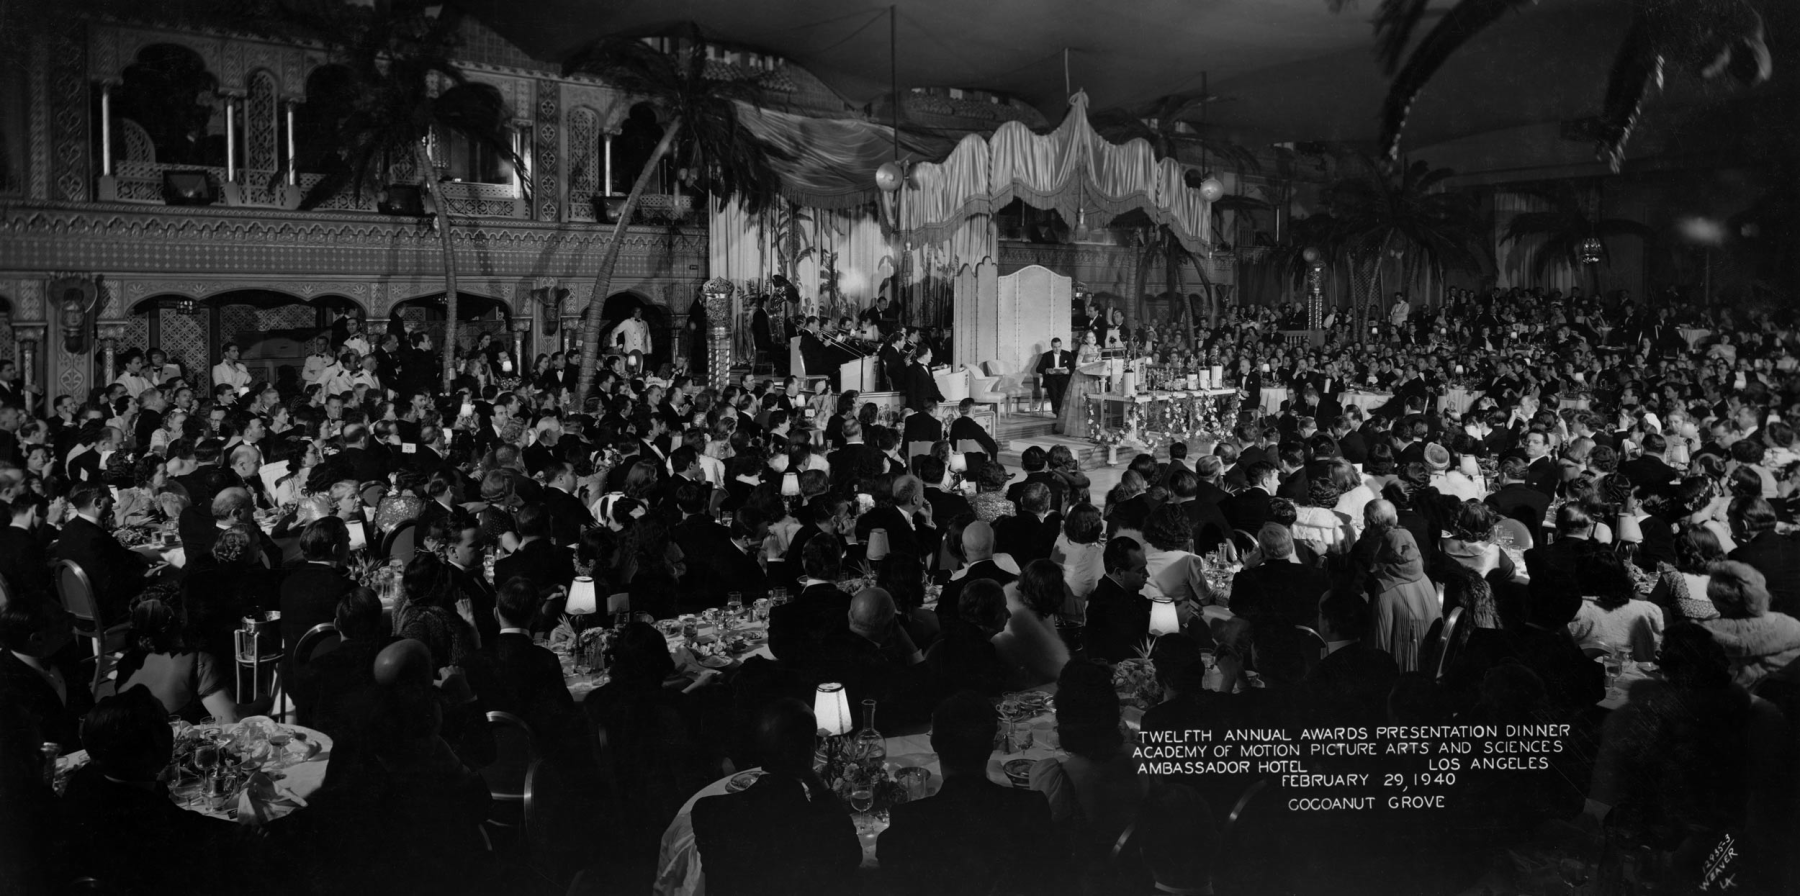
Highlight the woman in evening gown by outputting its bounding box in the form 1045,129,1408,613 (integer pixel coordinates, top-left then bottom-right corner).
1056,332,1107,438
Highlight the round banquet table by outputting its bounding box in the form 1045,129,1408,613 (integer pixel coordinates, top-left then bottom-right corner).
1259,386,1288,417
1443,387,1479,417
1339,391,1393,414
563,615,775,700
653,700,1065,896
56,722,332,825
1678,328,1711,351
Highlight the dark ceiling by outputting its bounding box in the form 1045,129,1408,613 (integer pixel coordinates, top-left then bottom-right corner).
452,0,1798,157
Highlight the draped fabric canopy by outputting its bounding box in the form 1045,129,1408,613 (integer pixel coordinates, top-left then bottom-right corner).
902,92,1214,253
738,92,1216,254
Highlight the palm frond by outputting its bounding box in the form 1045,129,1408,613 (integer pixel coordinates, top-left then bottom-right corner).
1371,0,1435,75
1376,0,1539,164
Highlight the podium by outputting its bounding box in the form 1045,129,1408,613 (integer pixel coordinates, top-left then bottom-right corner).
840,357,878,392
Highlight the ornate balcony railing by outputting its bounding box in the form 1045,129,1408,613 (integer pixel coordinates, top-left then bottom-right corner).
99,161,525,218
566,191,698,225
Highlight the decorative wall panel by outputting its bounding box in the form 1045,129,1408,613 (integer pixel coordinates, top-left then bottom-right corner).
157,309,207,371
50,24,89,203
533,79,559,222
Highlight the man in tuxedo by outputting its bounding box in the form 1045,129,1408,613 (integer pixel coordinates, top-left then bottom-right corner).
902,346,945,414
1524,503,1608,590
1522,429,1561,497
1220,461,1280,535
1155,440,1194,484
1727,497,1800,617
0,494,54,609
1486,456,1551,534
1275,443,1310,503
280,518,357,680
827,419,885,497
1005,447,1067,513
484,577,581,760
855,475,939,564
652,446,713,513
1167,469,1231,556
947,399,999,459
435,512,500,645
901,408,943,456
0,600,88,751
1331,415,1368,465
540,462,595,547
1034,337,1073,419
915,457,973,524
492,504,574,616
336,424,391,484
993,482,1061,566
934,522,1019,633
878,691,1063,895
1085,537,1152,663
692,699,861,896
673,482,765,612
53,484,152,623
768,538,855,674
1229,524,1331,628
1619,432,1679,489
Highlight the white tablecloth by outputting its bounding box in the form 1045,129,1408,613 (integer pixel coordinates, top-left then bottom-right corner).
1339,391,1393,413
564,617,774,699
653,708,1064,896
57,723,332,825
1678,328,1711,351
1259,386,1288,417
1443,387,1479,416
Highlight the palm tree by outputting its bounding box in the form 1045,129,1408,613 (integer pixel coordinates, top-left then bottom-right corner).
1340,0,1773,170
1500,180,1653,296
268,1,525,392
1320,153,1488,328
561,27,789,404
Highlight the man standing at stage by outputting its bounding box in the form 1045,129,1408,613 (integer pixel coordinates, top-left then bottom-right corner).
1035,337,1072,419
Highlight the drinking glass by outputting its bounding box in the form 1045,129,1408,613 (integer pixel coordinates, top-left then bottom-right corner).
265,729,293,769
770,587,789,606
725,593,744,629
849,784,875,833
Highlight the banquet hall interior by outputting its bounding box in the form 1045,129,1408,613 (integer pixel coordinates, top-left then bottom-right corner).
1,0,1798,894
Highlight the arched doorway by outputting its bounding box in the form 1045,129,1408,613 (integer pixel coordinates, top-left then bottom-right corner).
598,291,671,370
388,292,513,366
129,290,362,395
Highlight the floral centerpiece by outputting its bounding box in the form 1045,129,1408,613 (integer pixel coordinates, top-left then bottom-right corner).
1112,651,1162,710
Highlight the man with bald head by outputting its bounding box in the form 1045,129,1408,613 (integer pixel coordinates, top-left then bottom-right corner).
855,473,939,561
1229,523,1331,629
934,520,1020,632
818,588,928,731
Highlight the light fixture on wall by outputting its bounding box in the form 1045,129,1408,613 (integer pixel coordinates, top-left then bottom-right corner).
176,297,195,316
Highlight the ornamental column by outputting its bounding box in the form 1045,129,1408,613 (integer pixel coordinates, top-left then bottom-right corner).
97,323,127,387
702,279,734,391
16,323,44,410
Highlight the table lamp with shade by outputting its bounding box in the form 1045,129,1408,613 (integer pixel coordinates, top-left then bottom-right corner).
813,682,855,787
781,472,802,499
1148,597,1181,636
566,576,598,616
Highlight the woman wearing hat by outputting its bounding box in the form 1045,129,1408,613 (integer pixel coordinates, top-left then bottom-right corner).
1353,500,1441,673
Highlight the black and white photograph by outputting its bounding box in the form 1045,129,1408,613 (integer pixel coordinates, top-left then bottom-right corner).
1,0,1798,893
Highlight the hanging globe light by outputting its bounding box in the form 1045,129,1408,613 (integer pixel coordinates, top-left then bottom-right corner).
1578,236,1604,265
875,161,905,192
1197,174,1225,203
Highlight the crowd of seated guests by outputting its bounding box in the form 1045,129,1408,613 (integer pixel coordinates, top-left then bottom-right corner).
0,289,1799,893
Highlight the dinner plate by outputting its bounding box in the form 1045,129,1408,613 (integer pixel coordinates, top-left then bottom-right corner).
696,654,733,669
726,770,765,793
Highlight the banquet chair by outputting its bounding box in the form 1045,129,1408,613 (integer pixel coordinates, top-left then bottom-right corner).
359,482,388,510
384,520,418,564
1294,625,1328,660
520,759,575,883
53,560,131,695
1426,607,1464,683
286,622,343,723
1214,779,1291,895
482,711,539,831
1230,529,1259,557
